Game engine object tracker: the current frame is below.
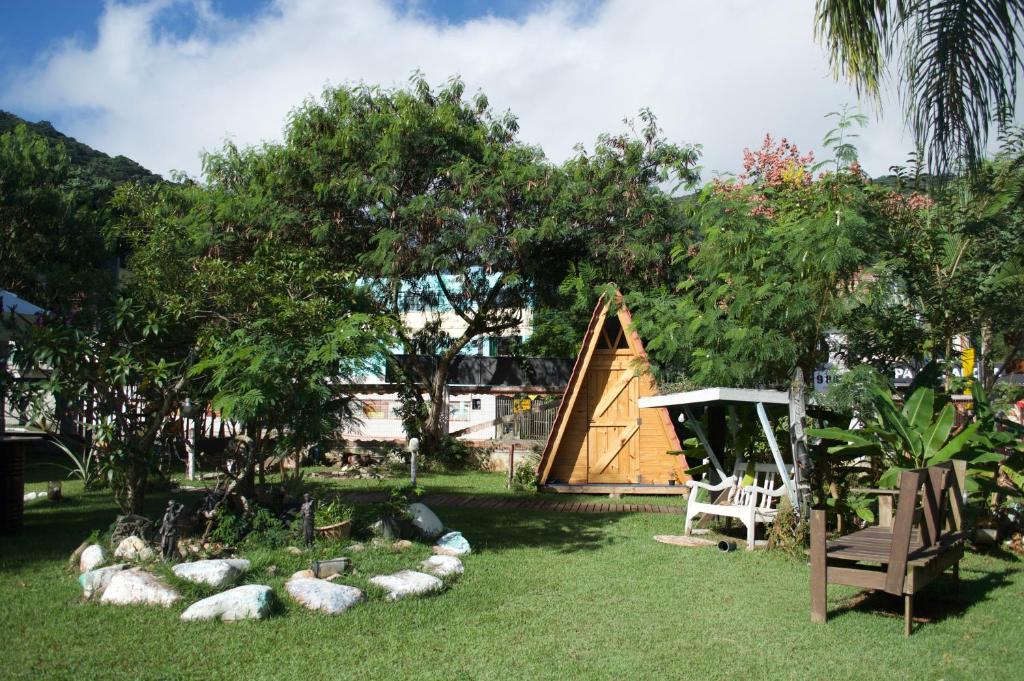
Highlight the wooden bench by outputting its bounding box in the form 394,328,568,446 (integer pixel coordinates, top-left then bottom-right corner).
810,462,966,635
685,461,795,550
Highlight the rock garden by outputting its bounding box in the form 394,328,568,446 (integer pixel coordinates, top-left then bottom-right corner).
70,485,471,622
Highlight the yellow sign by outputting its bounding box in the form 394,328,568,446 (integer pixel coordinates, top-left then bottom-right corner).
962,348,975,396
962,348,975,376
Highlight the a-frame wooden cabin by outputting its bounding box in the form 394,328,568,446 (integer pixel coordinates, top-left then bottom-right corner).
537,295,689,495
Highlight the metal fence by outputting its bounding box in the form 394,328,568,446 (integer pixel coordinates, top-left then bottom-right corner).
494,394,560,441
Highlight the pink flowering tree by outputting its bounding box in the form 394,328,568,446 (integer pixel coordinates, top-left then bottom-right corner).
635,133,874,387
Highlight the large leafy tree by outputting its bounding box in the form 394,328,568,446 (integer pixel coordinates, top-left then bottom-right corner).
815,0,1024,173
11,296,194,513
839,131,1024,388
277,76,564,456
526,111,701,358
114,149,385,496
636,134,873,387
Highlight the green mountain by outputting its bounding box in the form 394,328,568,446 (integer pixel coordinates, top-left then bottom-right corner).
0,110,160,184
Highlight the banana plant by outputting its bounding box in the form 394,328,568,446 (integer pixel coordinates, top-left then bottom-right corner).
965,382,1024,500
808,384,985,489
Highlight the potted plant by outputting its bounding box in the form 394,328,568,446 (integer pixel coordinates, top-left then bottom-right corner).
314,499,354,541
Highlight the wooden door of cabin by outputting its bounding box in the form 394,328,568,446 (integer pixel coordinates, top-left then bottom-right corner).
586,318,640,484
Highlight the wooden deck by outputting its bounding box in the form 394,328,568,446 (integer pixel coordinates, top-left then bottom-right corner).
539,483,688,495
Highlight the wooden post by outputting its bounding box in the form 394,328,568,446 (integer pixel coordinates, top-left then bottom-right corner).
409,437,419,487
904,594,914,636
507,443,515,489
810,509,827,623
878,494,893,527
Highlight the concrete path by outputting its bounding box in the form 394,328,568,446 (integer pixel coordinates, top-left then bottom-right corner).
339,491,685,515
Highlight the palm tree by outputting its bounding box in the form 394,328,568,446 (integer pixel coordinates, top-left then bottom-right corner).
815,1,1024,173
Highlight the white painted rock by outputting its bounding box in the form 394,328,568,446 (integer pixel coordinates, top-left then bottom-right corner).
223,559,251,573
285,578,363,614
181,584,274,622
100,569,181,607
79,544,107,573
78,564,128,599
114,536,156,562
434,531,471,556
172,559,245,588
408,502,444,540
369,570,443,601
420,555,464,578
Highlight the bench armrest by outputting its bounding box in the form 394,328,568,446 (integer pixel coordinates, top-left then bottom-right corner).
686,477,736,493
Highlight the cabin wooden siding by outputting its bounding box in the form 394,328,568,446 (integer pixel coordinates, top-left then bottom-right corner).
538,295,688,490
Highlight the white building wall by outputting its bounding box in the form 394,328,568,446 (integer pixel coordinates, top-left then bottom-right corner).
345,392,498,442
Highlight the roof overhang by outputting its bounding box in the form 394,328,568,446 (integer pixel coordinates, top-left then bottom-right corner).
638,387,789,409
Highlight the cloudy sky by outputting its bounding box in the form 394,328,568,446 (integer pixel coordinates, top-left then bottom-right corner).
1,0,915,182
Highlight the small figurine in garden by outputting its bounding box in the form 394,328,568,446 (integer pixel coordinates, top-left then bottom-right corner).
159,500,184,562
300,494,317,548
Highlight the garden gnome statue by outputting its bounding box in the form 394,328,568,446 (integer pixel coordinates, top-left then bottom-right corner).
301,494,317,548
159,500,184,562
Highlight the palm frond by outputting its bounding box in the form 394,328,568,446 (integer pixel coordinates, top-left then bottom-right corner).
816,0,1024,173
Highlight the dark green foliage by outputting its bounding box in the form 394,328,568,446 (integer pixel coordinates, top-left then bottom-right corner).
208,504,294,549
530,111,701,356
430,436,478,471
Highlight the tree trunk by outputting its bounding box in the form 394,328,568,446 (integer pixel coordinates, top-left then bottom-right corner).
420,360,451,457
114,455,148,515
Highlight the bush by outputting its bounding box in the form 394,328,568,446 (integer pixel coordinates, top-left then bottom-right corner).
208,506,248,546
511,449,540,492
207,504,294,549
432,437,484,471
314,498,354,527
244,506,291,549
767,496,808,555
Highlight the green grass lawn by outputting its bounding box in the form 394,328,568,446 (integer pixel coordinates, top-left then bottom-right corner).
3,472,1023,681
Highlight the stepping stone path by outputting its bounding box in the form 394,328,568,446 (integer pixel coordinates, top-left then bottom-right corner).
285,577,363,615
419,555,463,578
181,584,274,622
408,503,444,540
369,570,443,601
79,544,107,572
172,559,251,588
101,568,180,607
433,531,471,556
114,536,155,562
79,564,127,599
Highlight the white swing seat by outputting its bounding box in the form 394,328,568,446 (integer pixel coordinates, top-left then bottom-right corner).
684,462,794,550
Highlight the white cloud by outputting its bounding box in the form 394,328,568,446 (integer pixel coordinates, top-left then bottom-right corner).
3,0,914,181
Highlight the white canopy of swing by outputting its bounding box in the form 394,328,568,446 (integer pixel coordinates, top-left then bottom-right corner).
638,387,799,507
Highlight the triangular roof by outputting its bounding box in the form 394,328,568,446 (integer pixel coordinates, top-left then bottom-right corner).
537,292,683,484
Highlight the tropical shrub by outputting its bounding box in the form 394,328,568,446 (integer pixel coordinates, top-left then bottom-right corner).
809,384,986,488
